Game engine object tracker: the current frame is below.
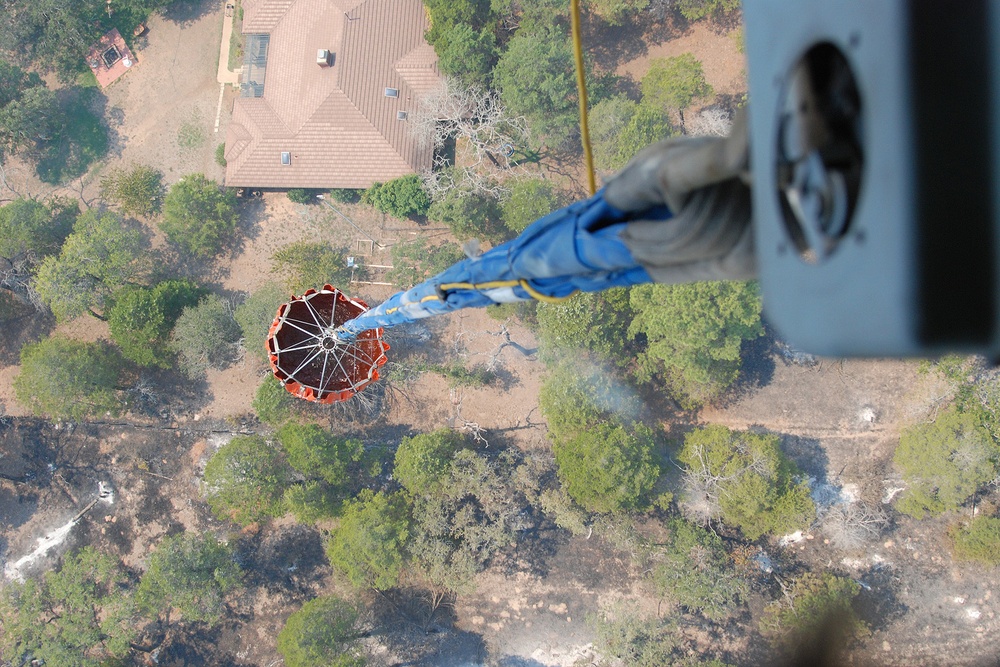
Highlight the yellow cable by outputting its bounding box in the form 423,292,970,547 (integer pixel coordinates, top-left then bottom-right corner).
520,280,578,303
439,280,577,304
570,0,597,196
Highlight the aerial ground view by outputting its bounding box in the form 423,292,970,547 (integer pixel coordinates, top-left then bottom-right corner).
1,0,1000,665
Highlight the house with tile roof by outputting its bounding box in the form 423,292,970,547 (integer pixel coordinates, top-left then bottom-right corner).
224,0,441,189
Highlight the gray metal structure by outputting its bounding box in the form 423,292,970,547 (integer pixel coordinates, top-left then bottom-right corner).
745,0,1000,357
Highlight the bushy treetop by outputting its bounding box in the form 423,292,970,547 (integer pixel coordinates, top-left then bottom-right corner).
894,406,999,518
678,425,815,540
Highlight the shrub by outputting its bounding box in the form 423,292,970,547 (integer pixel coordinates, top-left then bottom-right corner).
361,174,430,218
235,281,288,364
171,294,242,378
215,142,227,167
277,596,365,667
271,241,354,293
950,516,1000,565
329,188,362,203
99,163,164,217
253,375,296,425
760,572,866,651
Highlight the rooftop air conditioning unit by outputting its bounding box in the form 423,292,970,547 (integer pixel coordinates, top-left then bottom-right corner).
317,49,333,67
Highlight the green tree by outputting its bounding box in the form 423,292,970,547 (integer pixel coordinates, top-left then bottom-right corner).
436,23,498,88
277,422,363,486
362,174,431,218
284,481,344,524
760,572,866,651
648,519,746,621
170,294,243,378
235,281,289,363
107,280,206,367
554,421,660,513
0,58,43,108
678,425,815,540
202,435,292,525
950,516,1000,566
501,178,560,233
893,407,999,518
327,490,411,590
277,595,366,667
393,429,466,496
33,209,150,321
386,237,465,288
493,24,579,149
0,197,77,302
586,0,651,25
536,288,633,364
613,102,675,168
161,173,239,258
675,0,741,21
427,186,507,242
271,241,355,293
590,95,639,171
14,336,123,419
641,53,713,115
0,547,136,667
0,85,62,156
408,448,528,595
629,281,763,408
0,197,76,262
253,374,297,425
100,163,164,218
136,533,241,625
33,87,108,184
424,0,493,46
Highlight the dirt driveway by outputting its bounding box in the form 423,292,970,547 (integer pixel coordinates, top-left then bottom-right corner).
100,0,233,187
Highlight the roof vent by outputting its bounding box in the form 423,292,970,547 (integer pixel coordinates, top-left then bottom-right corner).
384,87,399,98
396,111,408,120
317,49,333,67
281,151,291,165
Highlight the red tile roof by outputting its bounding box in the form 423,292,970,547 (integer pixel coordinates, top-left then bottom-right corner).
225,0,440,189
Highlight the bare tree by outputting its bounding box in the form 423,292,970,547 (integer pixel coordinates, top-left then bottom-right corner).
686,107,733,137
819,502,889,551
409,79,530,200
